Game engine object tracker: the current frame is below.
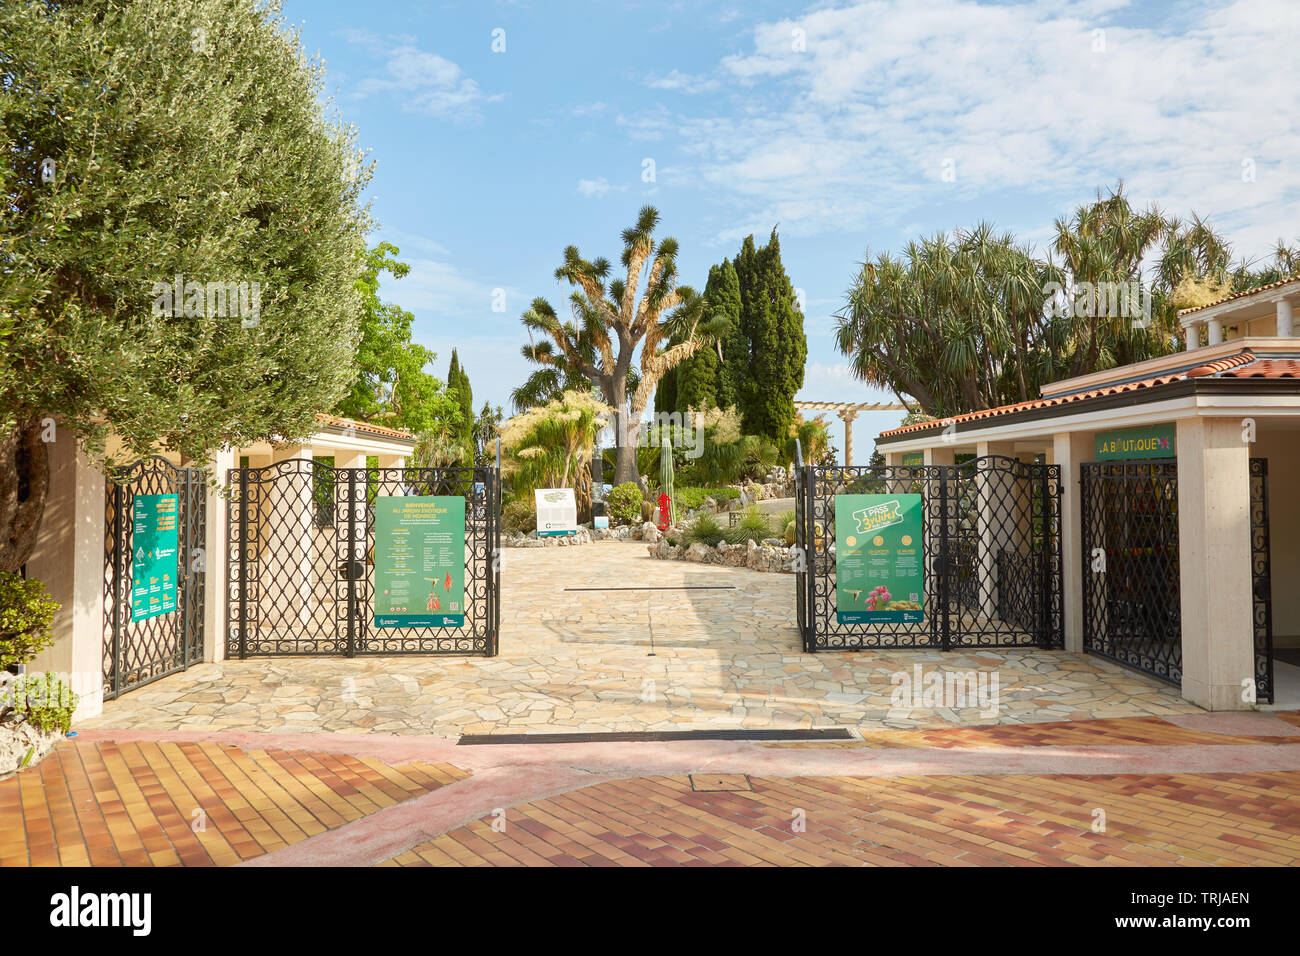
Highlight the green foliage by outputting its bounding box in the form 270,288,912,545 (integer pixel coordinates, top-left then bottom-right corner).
734,231,807,440
658,441,676,526
472,401,504,466
501,392,609,511
337,243,458,434
672,486,741,511
669,260,740,413
681,511,726,548
502,498,536,535
722,505,771,545
447,350,474,448
606,482,643,526
783,520,797,546
5,672,77,735
0,0,374,570
834,184,1291,418
0,573,59,670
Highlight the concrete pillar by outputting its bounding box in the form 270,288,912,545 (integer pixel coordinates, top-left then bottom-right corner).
1207,318,1224,345
203,447,235,663
27,432,107,721
834,410,858,466
1185,323,1201,350
1053,431,1093,653
1278,297,1294,337
1176,418,1254,711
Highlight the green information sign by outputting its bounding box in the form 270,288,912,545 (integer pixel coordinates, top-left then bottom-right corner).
1094,423,1175,460
900,452,923,467
835,494,924,624
131,494,178,621
373,496,466,628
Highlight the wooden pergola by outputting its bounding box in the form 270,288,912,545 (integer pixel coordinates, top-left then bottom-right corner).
794,400,906,466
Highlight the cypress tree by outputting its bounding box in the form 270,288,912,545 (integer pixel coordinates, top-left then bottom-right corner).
714,255,751,412
674,260,739,413
735,230,806,440
447,349,474,448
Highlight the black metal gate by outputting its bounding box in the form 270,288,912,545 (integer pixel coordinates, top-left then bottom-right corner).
103,457,206,700
1249,458,1274,704
796,456,1062,651
1081,458,1274,702
1080,460,1181,684
226,460,500,657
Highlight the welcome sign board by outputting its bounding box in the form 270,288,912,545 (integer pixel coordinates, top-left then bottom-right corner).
373,496,466,628
835,494,924,624
535,488,578,536
131,494,178,621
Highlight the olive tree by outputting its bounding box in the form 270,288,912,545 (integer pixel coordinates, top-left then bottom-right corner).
0,0,373,570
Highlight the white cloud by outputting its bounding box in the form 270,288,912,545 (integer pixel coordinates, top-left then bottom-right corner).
644,69,720,94
576,177,628,199
345,35,502,120
663,0,1300,255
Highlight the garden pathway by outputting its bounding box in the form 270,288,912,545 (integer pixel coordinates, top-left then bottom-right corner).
82,543,1199,738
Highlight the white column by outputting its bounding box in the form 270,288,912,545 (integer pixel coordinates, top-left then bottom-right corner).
1185,322,1201,350
1278,297,1295,337
839,411,857,466
1207,318,1224,345
27,432,107,720
1176,418,1254,710
203,447,235,663
1052,431,1093,653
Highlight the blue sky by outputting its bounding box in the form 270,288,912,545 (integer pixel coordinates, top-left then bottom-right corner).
284,0,1300,454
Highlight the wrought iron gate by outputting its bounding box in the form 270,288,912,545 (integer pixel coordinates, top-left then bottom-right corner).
226,460,500,657
103,457,206,700
1249,458,1274,704
1081,458,1274,702
796,456,1062,652
1080,460,1181,684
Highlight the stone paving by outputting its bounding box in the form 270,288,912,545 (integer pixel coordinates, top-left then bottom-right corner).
10,712,1293,867
82,542,1198,737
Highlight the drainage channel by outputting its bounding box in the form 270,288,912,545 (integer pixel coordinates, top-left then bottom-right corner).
457,728,854,745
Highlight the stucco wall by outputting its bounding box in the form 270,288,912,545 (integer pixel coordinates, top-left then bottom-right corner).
1252,428,1300,645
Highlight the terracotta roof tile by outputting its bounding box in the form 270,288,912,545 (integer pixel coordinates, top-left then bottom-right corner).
1176,274,1300,317
878,349,1300,438
315,413,414,441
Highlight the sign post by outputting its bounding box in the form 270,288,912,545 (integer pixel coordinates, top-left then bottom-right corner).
835,493,924,624
534,488,578,536
131,493,178,621
373,496,466,628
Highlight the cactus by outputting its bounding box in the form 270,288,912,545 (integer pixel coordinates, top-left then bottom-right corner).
659,440,676,526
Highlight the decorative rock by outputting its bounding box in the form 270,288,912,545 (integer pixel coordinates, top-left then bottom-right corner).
685,542,712,563
640,522,661,544
0,713,61,776
703,497,717,513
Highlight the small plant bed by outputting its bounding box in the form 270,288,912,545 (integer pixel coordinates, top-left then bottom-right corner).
647,510,801,573
0,672,77,776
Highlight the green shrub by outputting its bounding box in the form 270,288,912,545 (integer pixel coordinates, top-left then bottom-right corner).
681,511,726,548
784,520,797,546
0,573,59,671
723,504,772,545
3,672,78,735
673,486,741,511
502,497,536,534
607,482,643,526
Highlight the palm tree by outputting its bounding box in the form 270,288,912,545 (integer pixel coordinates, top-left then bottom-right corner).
500,391,611,519
517,207,728,484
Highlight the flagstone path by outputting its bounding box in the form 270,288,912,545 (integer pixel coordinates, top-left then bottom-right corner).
82,544,1198,738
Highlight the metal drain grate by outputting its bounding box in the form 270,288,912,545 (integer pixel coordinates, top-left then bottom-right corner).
457,728,854,745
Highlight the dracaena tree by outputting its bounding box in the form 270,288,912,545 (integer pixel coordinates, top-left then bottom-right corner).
516,206,727,484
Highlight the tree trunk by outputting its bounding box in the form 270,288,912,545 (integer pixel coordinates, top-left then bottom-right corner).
0,418,51,574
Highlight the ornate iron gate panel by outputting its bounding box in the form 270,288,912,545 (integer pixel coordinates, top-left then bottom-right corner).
1080,460,1181,684
1249,458,1274,704
103,457,206,700
226,461,500,657
796,457,1062,652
